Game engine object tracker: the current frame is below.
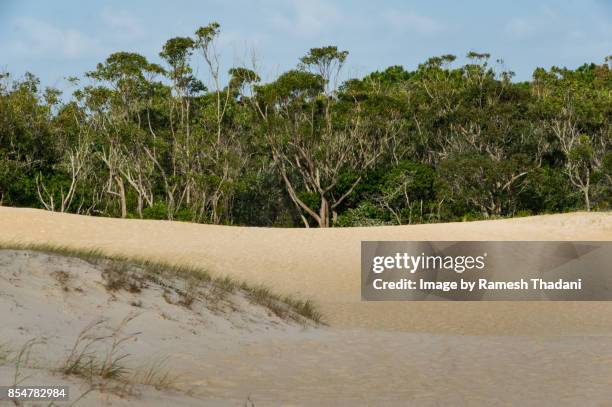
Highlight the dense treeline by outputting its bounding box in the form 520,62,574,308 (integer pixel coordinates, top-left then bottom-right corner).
1,23,610,227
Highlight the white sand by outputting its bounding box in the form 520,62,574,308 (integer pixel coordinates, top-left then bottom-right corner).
1,207,611,405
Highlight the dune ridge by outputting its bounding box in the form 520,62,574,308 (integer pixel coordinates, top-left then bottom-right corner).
1,207,610,334
2,208,612,405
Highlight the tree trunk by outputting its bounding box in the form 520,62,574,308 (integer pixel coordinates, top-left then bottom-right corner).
318,197,330,228
115,176,127,218
137,195,143,218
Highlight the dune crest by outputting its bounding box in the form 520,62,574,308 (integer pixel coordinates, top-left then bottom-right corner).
0,207,610,334
2,208,612,405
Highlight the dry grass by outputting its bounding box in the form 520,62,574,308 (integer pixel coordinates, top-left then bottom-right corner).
131,357,180,391
58,314,190,399
242,284,323,324
0,242,324,325
177,277,199,309
57,314,154,399
60,314,139,382
2,315,181,404
102,262,145,293
0,343,10,366
2,314,182,401
214,275,237,293
1,337,96,407
12,338,44,386
51,270,71,292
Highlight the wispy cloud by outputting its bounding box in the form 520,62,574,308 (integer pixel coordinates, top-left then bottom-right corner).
101,9,145,40
9,17,101,59
504,18,537,39
503,7,610,43
381,9,443,36
269,0,340,37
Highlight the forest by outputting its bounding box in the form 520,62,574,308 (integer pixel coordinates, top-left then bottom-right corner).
1,22,610,227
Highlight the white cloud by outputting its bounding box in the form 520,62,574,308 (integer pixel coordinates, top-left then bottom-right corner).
218,29,266,48
101,9,145,40
504,18,536,39
9,17,100,59
381,9,443,36
269,0,340,37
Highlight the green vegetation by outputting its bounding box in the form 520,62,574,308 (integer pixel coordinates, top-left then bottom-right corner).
0,23,610,226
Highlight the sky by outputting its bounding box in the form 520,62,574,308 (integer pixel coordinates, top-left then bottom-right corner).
1,0,611,94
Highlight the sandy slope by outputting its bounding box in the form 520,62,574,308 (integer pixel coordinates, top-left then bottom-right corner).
3,250,612,406
1,208,612,406
0,250,310,406
0,207,610,335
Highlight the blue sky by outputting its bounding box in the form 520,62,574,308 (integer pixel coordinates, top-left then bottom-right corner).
1,0,611,93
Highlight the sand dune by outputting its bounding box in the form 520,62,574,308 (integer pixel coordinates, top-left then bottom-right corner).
0,207,610,335
0,250,313,406
2,248,612,406
2,207,612,405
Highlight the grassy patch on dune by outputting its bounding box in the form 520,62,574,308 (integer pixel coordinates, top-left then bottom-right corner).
2,315,180,401
0,242,324,325
241,284,323,323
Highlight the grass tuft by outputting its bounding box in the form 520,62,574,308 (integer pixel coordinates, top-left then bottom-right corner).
60,314,139,382
52,270,72,291
0,343,10,366
102,262,145,293
243,285,323,324
214,275,237,293
132,357,180,391
13,337,45,386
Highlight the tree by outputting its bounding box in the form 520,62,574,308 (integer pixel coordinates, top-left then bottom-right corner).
190,22,251,224
1,26,610,225
255,47,387,227
537,63,612,210
85,52,164,218
0,72,59,208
